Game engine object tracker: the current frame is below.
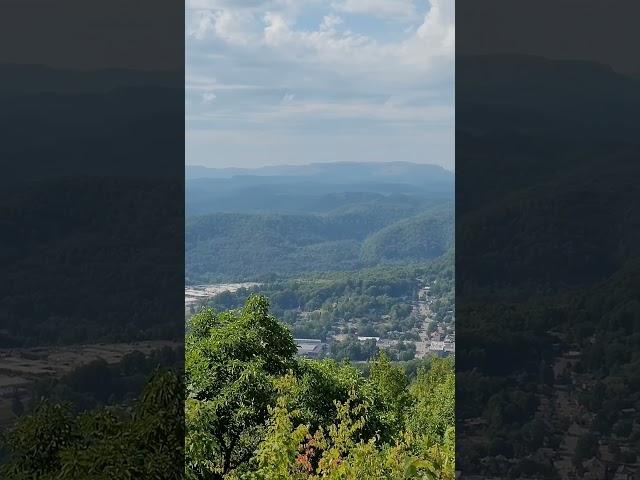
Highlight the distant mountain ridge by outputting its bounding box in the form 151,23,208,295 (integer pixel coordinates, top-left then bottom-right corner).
186,161,453,183
186,162,454,216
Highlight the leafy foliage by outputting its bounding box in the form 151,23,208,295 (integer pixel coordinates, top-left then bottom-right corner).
186,296,455,479
185,295,298,477
2,295,454,479
244,374,454,480
0,370,184,480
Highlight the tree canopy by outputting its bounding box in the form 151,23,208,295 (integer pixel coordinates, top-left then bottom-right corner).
186,295,455,479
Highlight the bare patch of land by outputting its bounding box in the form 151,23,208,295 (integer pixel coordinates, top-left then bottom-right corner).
185,282,260,314
0,340,180,427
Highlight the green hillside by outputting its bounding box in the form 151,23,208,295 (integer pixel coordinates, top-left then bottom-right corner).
186,198,453,282
362,204,454,264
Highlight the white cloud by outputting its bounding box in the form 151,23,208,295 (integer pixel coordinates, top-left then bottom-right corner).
320,14,343,31
198,100,452,127
416,0,454,50
188,10,215,40
189,8,259,44
263,12,290,45
202,92,217,103
185,75,264,92
185,0,454,168
331,0,419,21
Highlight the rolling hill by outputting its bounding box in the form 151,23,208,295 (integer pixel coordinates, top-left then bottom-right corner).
186,196,453,283
362,204,454,264
185,163,453,216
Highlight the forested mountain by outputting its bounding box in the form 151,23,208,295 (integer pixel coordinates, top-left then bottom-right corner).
186,165,452,216
185,162,454,283
362,205,453,265
186,180,440,216
186,162,453,217
186,197,453,283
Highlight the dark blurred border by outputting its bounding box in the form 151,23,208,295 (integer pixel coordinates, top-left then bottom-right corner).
457,1,640,478
0,1,184,477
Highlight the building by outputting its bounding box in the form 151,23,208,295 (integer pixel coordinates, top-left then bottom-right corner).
357,336,380,342
294,339,325,358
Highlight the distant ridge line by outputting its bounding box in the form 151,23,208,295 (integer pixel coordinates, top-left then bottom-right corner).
186,161,454,180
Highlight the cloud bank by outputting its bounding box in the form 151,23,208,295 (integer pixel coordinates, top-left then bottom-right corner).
186,0,454,168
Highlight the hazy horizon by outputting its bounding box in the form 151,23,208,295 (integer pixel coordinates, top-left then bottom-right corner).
185,159,455,173
186,0,454,170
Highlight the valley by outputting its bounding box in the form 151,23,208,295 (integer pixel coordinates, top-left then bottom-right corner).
184,162,455,365
181,161,455,478
186,272,454,363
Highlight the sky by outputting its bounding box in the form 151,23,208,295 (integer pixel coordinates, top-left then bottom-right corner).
186,0,454,169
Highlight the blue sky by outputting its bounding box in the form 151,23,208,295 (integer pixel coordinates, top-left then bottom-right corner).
186,0,454,169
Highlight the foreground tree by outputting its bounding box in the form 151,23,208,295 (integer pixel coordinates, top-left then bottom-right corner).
185,295,297,478
186,296,455,479
1,370,183,480
406,357,455,442
243,375,455,480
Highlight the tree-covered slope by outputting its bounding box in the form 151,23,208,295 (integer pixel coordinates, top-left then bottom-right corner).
186,212,362,281
186,198,453,282
362,204,454,264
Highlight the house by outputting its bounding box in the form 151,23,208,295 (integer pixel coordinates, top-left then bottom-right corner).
418,287,430,300
294,339,325,358
357,336,380,343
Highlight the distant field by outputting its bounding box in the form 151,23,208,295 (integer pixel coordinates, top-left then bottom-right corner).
0,340,180,427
